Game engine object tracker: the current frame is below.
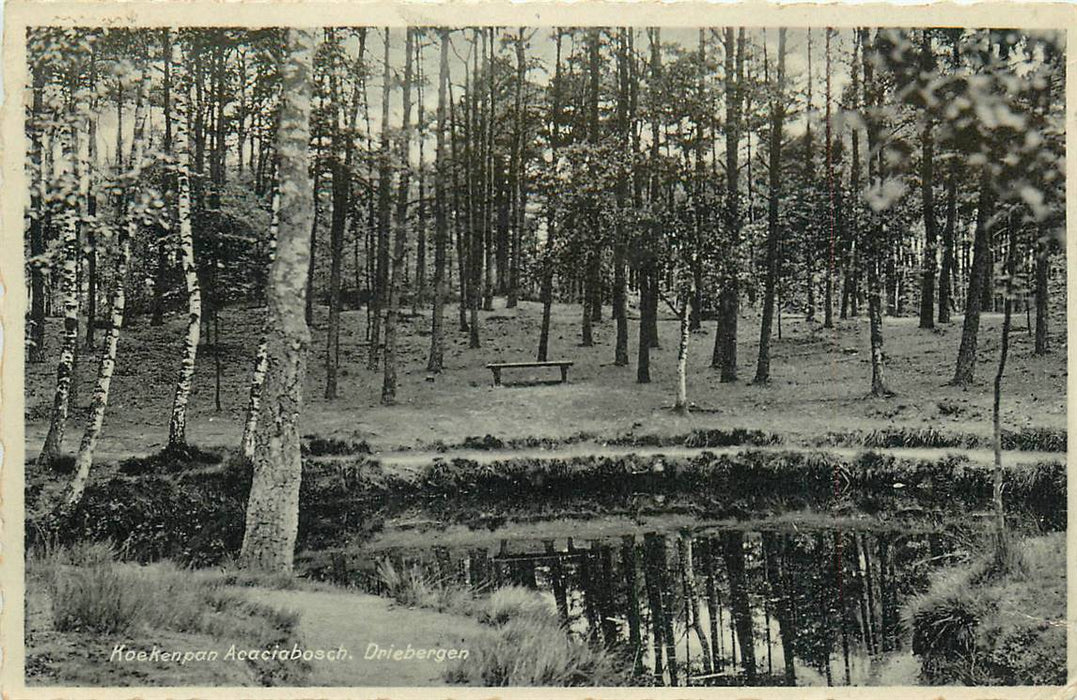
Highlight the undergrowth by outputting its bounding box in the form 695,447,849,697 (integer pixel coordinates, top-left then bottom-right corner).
906,533,1065,686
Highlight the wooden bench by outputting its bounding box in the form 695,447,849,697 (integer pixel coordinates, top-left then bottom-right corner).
486,361,574,386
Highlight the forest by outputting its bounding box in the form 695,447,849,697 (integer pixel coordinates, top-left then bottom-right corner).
22,25,1067,688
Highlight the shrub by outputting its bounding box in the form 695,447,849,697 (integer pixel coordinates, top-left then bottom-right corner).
301,435,371,457
445,616,626,686
908,533,1065,685
118,444,223,475
478,586,556,626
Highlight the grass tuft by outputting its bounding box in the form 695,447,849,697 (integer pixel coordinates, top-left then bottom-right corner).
907,533,1065,686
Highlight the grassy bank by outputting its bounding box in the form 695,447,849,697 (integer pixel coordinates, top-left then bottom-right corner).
26,543,310,686
370,560,628,686
907,533,1066,686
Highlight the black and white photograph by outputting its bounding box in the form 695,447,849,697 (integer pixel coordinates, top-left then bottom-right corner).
9,5,1070,693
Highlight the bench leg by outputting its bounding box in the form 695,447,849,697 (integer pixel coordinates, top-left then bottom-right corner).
492,369,501,386
560,366,568,383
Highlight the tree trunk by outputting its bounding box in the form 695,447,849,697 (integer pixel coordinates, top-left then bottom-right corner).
27,62,47,363
613,29,630,366
722,531,757,682
427,30,451,373
1034,236,1050,354
67,69,150,506
151,30,173,328
414,39,428,313
382,28,414,405
239,28,315,573
939,159,957,323
167,40,203,451
621,535,645,674
468,34,482,349
762,532,796,683
84,51,99,350
824,28,835,329
918,32,938,330
714,28,744,379
325,31,349,400
863,29,892,397
368,29,393,370
952,167,993,385
673,293,690,414
754,29,786,386
992,211,1016,556
642,532,667,683
38,77,82,469
538,32,563,363
677,532,714,674
483,28,496,312
242,187,280,460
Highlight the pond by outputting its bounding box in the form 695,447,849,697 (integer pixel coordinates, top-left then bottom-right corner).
287,448,1066,686
316,515,989,686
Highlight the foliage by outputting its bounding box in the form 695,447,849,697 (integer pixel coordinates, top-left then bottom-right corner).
907,533,1065,685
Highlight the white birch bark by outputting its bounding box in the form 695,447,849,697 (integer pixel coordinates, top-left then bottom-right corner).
240,28,315,572
66,68,151,507
167,40,203,450
37,96,83,468
242,186,280,460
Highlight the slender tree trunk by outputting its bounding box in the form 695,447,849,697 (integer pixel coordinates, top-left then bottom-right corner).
939,159,957,323
27,63,47,363
427,30,451,373
952,167,993,385
621,535,645,674
992,212,1016,556
167,41,203,451
151,29,173,328
37,76,83,469
863,29,892,397
613,29,630,366
723,531,757,683
242,187,280,460
677,532,714,674
507,28,527,309
240,28,315,573
67,69,150,506
824,28,836,329
414,39,428,313
642,532,666,683
368,29,393,369
538,31,563,363
468,34,482,349
714,28,743,378
325,30,349,400
1034,236,1050,354
918,33,938,330
754,29,786,386
483,28,495,312
84,51,99,350
673,293,690,413
383,28,414,405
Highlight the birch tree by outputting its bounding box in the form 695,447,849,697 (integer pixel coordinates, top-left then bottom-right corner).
66,61,151,507
37,58,84,470
167,35,203,450
240,27,315,573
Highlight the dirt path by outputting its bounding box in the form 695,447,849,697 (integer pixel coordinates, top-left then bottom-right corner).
363,442,1063,474
246,587,487,687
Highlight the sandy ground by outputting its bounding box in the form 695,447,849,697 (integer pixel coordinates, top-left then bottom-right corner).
247,587,487,687
24,296,1068,462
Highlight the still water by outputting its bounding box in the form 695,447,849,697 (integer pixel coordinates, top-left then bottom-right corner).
338,521,975,686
